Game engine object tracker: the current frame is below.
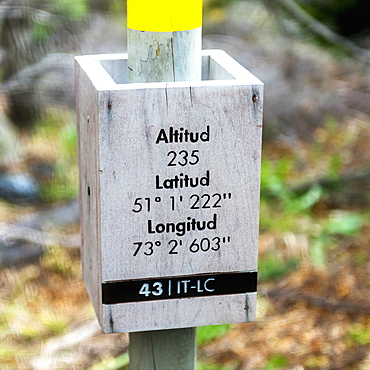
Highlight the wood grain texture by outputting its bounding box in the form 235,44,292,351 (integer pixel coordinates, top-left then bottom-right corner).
129,328,196,370
104,293,256,333
127,28,201,370
127,28,202,83
75,60,103,326
97,85,260,281
75,51,263,333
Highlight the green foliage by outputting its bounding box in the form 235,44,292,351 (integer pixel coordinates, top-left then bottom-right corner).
40,246,78,277
310,236,328,268
197,361,238,370
354,250,368,266
59,123,78,162
1,301,67,347
40,310,69,336
347,323,370,345
32,22,54,42
32,112,79,202
108,0,127,15
290,184,323,213
49,124,79,201
258,254,299,282
197,325,231,346
310,212,364,267
325,212,363,237
259,156,324,237
260,158,293,201
205,0,235,8
89,353,129,370
260,158,324,218
197,363,221,370
261,159,323,227
264,354,290,369
56,0,88,19
259,116,367,271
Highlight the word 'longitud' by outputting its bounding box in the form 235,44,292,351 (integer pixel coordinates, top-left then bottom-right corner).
148,214,217,237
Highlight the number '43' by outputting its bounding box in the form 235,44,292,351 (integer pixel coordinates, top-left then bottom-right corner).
139,282,163,297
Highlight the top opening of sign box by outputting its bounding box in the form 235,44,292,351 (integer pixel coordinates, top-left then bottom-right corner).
76,50,263,89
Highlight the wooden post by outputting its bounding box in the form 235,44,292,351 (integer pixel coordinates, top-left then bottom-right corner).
129,328,196,370
127,1,202,368
76,2,262,365
127,0,202,83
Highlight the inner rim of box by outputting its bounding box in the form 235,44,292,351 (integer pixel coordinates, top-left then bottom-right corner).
99,54,235,84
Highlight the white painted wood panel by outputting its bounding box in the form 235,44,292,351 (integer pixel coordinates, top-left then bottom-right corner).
98,84,261,281
75,50,263,333
103,293,257,333
75,62,103,326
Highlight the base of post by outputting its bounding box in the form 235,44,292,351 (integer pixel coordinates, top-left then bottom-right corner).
129,328,196,370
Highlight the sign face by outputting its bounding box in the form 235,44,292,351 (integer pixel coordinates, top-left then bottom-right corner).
100,104,260,281
76,51,263,333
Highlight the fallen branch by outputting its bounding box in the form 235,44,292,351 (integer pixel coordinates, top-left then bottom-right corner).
0,222,80,267
30,320,102,370
272,0,370,66
0,200,80,267
293,168,370,195
0,222,80,248
293,168,370,208
16,199,79,229
269,288,370,315
0,53,75,108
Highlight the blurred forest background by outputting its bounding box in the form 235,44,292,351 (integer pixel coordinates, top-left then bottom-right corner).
0,0,369,369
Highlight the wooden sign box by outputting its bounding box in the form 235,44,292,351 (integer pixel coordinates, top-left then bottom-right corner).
75,50,263,333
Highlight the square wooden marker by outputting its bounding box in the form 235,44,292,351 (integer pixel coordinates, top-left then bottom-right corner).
75,50,263,333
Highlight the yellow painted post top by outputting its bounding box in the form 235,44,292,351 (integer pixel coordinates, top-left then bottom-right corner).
127,0,202,32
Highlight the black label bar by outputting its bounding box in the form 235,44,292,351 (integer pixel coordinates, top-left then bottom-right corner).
102,271,257,304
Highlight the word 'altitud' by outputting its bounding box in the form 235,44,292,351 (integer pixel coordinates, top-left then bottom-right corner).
155,126,210,144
